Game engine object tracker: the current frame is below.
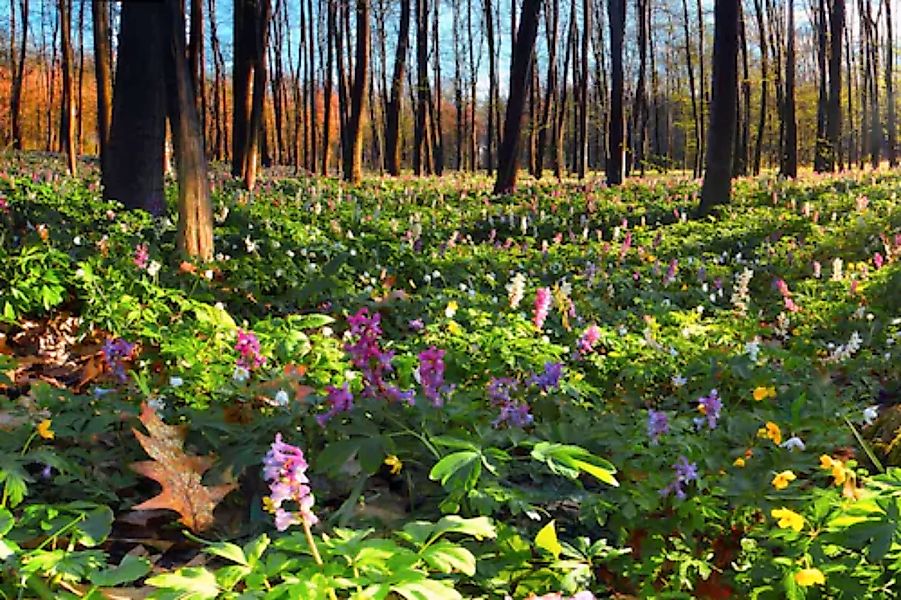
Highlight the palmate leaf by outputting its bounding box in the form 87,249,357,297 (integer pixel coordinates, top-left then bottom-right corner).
130,403,236,532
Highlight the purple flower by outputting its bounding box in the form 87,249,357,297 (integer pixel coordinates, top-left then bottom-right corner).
408,318,425,332
647,410,669,444
530,362,563,392
694,389,722,430
262,433,317,530
235,329,266,369
344,308,412,403
418,346,447,406
619,231,632,261
316,383,354,426
102,338,134,383
663,259,678,286
492,401,534,428
487,377,518,404
533,287,552,330
659,455,699,500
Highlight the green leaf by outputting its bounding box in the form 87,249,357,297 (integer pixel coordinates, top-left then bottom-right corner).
430,516,497,541
242,533,270,566
571,459,620,487
73,505,113,547
89,555,151,587
215,565,252,591
289,314,335,330
203,540,248,566
392,578,463,600
0,507,13,536
535,520,563,559
419,541,476,576
146,567,220,599
429,451,479,486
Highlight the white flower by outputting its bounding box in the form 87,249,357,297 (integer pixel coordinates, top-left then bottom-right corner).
274,390,290,407
233,366,250,382
321,326,333,337
745,338,761,362
147,396,167,411
169,376,184,387
507,272,526,309
204,269,214,280
73,235,82,246
245,236,258,253
672,375,687,387
147,260,162,277
863,405,879,426
780,436,806,451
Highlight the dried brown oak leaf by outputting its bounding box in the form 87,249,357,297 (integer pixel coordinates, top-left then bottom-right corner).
130,403,236,532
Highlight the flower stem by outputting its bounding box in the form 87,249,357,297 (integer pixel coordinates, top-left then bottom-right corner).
302,520,338,600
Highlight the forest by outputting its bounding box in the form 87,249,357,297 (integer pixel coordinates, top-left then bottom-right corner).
0,0,899,598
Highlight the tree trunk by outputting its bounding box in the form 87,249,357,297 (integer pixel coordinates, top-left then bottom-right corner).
414,0,431,175
535,0,558,177
232,0,270,190
59,0,76,174
681,0,700,177
752,0,766,174
10,0,27,150
322,0,335,175
814,0,829,171
308,0,318,172
493,0,543,194
698,0,738,215
781,0,797,178
885,0,895,166
188,0,206,133
103,1,167,215
432,0,444,175
606,0,625,185
385,0,410,175
163,0,214,259
485,0,497,172
826,0,844,171
344,0,369,182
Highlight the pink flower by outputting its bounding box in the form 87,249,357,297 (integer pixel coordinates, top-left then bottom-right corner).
235,329,266,369
578,324,601,355
533,287,552,330
262,433,317,530
133,244,149,269
874,252,884,270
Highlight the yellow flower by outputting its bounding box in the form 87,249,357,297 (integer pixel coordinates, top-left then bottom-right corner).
794,568,826,587
384,454,403,475
820,454,846,486
772,470,797,490
753,386,777,401
447,320,462,336
757,421,782,445
262,496,276,514
445,301,458,318
37,420,54,440
733,457,746,468
771,507,805,532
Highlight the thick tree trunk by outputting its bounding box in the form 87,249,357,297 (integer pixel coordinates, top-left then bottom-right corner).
606,0,625,186
163,0,214,260
343,0,369,182
232,0,270,189
493,0,543,194
59,0,76,174
188,0,205,131
781,0,797,178
385,0,410,175
826,0,844,171
103,1,167,215
698,0,738,215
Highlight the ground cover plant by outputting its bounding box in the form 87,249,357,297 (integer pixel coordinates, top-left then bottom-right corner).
0,156,900,599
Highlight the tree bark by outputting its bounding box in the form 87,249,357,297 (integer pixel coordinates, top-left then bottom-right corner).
814,0,829,171
59,0,76,174
752,0,766,174
781,0,797,178
10,0,27,150
188,0,206,133
698,0,738,215
606,0,625,185
322,0,335,175
343,0,370,182
826,0,844,171
493,0,543,194
385,0,410,175
681,0,701,177
232,0,270,190
885,0,895,166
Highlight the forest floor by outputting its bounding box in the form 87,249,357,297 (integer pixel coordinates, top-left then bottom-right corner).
0,153,900,599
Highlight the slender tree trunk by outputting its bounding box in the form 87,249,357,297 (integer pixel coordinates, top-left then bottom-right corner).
698,0,738,214
189,0,205,132
493,0,543,194
826,0,844,171
9,0,29,150
59,0,76,174
752,0,766,174
322,0,335,175
814,0,829,171
453,0,464,170
92,0,112,164
681,0,701,177
432,0,444,175
535,0,558,177
485,0,497,172
606,0,625,185
385,0,410,175
344,0,370,182
696,0,706,172
554,0,576,179
885,0,896,166
781,0,797,178
76,0,84,154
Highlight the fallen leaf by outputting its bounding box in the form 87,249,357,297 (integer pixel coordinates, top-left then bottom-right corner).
130,403,236,532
